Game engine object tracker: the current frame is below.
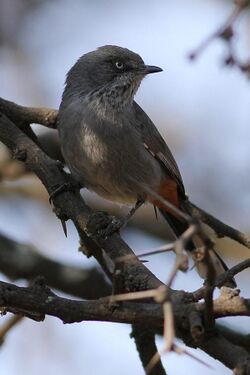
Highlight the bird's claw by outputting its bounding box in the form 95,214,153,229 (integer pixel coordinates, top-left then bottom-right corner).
85,211,123,239
49,182,72,204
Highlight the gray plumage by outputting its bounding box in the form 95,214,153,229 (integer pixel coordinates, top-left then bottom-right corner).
58,45,235,287
58,45,180,203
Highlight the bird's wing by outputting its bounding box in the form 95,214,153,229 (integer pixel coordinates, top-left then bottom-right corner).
132,101,185,196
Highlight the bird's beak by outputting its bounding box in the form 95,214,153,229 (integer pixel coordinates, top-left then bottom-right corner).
144,65,163,74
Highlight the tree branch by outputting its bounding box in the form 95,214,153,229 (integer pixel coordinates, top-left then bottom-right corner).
1,98,250,374
131,324,167,375
0,280,163,325
189,202,250,250
1,278,250,374
0,97,58,129
218,325,250,354
216,258,250,288
0,232,111,299
1,279,250,326
0,108,165,374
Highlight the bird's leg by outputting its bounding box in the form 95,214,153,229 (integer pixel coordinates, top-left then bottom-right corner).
123,198,144,226
86,199,144,239
49,173,82,204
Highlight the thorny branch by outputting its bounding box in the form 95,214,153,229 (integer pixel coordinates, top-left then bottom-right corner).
0,279,250,371
0,279,250,325
0,98,249,374
0,107,165,373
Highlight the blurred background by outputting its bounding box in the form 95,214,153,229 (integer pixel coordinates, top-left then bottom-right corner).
0,0,249,374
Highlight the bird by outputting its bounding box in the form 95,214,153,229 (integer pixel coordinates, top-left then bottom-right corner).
58,45,235,287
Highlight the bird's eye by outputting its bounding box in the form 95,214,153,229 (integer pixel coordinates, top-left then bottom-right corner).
115,61,124,70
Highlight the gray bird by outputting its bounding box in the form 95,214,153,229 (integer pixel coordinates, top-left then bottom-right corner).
58,45,235,287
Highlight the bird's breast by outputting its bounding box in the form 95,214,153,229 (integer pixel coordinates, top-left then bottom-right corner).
80,127,109,166
59,103,163,203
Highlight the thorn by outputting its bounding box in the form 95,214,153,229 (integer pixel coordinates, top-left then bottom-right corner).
146,351,161,374
60,219,68,237
137,243,174,258
153,205,158,220
175,345,213,369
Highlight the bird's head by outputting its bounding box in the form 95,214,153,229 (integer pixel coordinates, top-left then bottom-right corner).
64,45,163,107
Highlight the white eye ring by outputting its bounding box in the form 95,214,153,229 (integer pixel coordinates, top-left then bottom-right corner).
115,61,124,69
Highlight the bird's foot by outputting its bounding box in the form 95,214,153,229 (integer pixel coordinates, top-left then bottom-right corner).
85,211,124,239
49,182,73,204
49,177,82,204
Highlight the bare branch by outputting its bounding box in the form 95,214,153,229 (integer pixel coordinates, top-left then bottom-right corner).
0,106,164,375
131,324,167,375
0,97,58,129
0,232,111,299
199,332,250,374
1,279,250,372
218,325,250,354
216,258,250,288
1,98,250,374
0,112,162,291
0,280,163,325
197,288,250,318
189,202,250,250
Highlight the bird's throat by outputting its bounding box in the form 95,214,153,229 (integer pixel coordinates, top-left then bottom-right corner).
87,77,141,119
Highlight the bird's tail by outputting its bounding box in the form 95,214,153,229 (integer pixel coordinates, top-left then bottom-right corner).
159,200,236,288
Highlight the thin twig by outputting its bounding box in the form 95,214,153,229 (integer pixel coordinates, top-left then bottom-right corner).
163,301,175,352
216,258,250,287
189,202,250,250
0,315,23,345
173,345,213,369
110,289,158,303
137,243,174,258
189,3,243,60
146,224,200,373
114,243,174,264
